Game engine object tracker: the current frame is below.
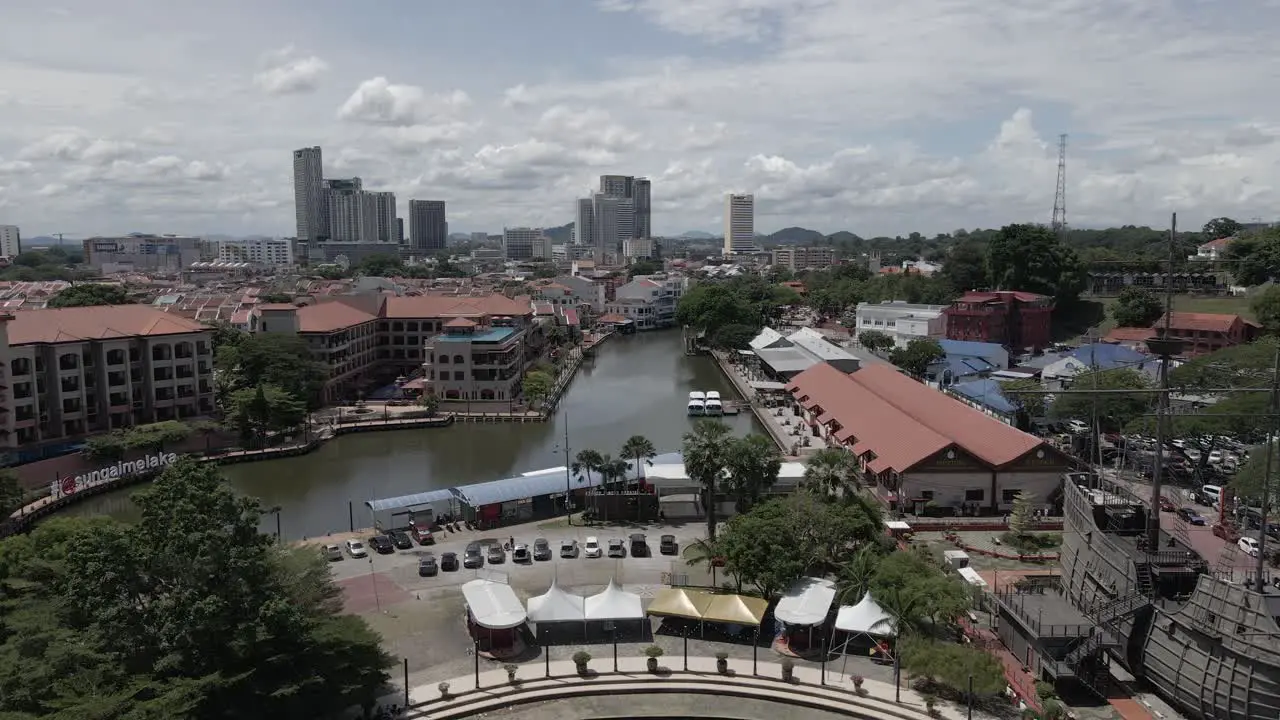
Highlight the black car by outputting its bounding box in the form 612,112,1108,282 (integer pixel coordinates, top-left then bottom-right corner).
659,534,678,555
418,553,438,576
388,530,413,550
463,542,484,569
532,538,552,561
369,535,396,554
1177,507,1207,526
440,551,459,571
629,533,648,557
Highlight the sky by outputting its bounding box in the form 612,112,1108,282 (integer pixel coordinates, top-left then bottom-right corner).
1,0,1278,239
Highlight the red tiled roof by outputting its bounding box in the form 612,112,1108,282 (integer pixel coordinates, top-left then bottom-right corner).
786,363,1044,474
1199,237,1233,250
444,317,476,328
1105,327,1156,343
562,308,580,327
1156,311,1241,334
292,302,377,333
597,313,629,324
954,290,1049,304
381,294,530,319
5,305,207,345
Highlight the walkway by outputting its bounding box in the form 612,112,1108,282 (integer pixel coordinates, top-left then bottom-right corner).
710,351,825,457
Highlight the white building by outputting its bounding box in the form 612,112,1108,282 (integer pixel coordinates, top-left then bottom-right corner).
624,237,654,260
531,275,606,312
503,227,551,261
603,274,687,330
217,238,295,268
853,301,948,348
772,246,835,271
573,198,594,248
723,193,755,254
370,191,398,244
292,146,324,242
83,234,209,273
328,187,379,243
0,225,20,257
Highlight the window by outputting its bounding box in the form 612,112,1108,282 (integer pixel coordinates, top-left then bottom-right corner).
964,489,984,502
1002,489,1019,504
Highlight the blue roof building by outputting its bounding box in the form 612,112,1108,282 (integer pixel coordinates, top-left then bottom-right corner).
927,339,1010,385
947,378,1020,420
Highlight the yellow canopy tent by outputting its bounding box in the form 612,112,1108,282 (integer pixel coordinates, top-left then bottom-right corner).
702,593,769,626
646,588,713,620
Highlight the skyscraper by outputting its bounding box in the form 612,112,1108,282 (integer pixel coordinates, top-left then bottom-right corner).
632,177,651,239
502,227,550,260
599,174,634,198
409,200,448,251
320,177,361,241
723,193,755,254
292,147,324,241
396,218,404,245
590,193,626,263
573,198,595,247
328,186,379,242
370,191,398,243
597,174,650,240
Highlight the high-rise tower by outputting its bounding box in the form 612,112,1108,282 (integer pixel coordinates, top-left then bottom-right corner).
409,200,448,251
723,193,755,254
292,147,324,241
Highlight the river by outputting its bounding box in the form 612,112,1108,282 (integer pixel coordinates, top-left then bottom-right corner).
67,330,764,539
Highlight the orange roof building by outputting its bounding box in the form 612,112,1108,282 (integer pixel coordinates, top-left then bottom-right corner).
787,362,1068,513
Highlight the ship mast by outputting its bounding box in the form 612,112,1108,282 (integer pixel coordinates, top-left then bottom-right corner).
1254,345,1279,593
1146,213,1179,551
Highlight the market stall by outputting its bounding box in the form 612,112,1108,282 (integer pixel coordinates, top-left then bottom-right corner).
773,576,837,655
526,582,586,644
584,580,646,641
463,579,528,657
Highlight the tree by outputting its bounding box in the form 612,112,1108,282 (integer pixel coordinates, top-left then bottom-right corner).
723,434,782,512
416,392,440,414
1111,287,1164,327
228,384,306,445
870,549,970,631
1051,368,1154,432
572,449,604,486
1252,285,1280,334
835,544,884,604
1009,490,1034,536
999,378,1048,420
1203,216,1242,240
597,454,630,491
716,499,814,596
621,435,657,480
900,638,1007,697
0,461,392,718
802,447,861,499
890,338,945,378
216,334,327,410
939,240,989,293
0,469,22,515
47,283,131,308
986,223,1086,302
522,369,554,407
710,323,758,350
682,419,733,541
858,330,896,353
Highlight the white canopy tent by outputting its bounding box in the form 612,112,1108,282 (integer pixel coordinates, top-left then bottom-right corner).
584,580,644,621
462,579,527,629
775,577,837,626
526,582,586,623
835,593,897,637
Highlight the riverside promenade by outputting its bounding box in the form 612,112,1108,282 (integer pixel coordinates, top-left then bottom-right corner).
709,349,825,458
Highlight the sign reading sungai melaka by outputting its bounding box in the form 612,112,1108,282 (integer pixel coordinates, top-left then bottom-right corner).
49,452,180,499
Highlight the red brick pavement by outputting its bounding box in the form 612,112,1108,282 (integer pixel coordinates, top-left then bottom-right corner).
337,571,411,614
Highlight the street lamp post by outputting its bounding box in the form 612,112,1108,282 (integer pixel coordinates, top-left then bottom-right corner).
555,413,573,525
268,506,282,541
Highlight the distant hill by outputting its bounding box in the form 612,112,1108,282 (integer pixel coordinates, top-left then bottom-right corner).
680,231,716,240
767,226,825,244
825,231,862,244
543,223,573,244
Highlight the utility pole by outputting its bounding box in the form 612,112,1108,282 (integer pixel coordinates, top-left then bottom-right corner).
1255,343,1280,593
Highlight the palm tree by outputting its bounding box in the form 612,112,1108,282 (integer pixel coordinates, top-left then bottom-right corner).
724,434,782,512
834,545,882,604
572,449,604,486
682,419,732,541
597,454,629,491
681,537,725,587
621,435,657,482
803,447,859,499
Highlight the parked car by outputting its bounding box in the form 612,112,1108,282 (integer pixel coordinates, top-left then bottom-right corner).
346,539,368,558
1213,522,1241,543
1177,507,1207,526
369,535,396,554
584,537,602,558
659,535,678,555
607,538,626,558
487,544,506,564
559,539,579,558
389,530,413,550
533,538,552,561
1067,420,1089,434
418,553,439,576
440,551,459,571
463,542,484,568
1239,536,1261,557
322,544,343,561
512,543,530,563
412,525,435,545
1158,496,1176,512
629,533,648,557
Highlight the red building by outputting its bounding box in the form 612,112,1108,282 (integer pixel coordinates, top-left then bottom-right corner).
944,291,1054,350
1154,312,1258,357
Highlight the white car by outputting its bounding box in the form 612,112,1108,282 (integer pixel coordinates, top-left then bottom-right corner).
1239,536,1261,557
584,536,602,558
346,539,368,558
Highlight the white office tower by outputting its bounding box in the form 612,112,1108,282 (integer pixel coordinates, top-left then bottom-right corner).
329,188,379,243
574,198,595,247
590,193,628,264
218,238,295,267
0,225,20,257
320,177,362,241
723,193,755,254
599,174,634,198
292,147,325,241
503,227,549,260
632,178,651,238
370,191,398,243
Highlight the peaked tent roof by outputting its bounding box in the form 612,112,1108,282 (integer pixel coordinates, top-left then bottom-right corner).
749,327,788,351
462,579,527,629
526,582,586,623
702,593,770,626
834,593,896,636
774,577,837,626
646,588,713,620
584,580,644,621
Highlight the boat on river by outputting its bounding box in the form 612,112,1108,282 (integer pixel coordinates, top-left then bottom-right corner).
704,391,722,416
687,391,705,416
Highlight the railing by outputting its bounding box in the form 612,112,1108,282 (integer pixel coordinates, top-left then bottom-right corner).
992,590,1095,638
1063,631,1107,667
1087,592,1150,626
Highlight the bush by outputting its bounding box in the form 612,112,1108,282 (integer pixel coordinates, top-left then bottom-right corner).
715,651,729,661
1034,680,1058,701
644,645,664,658
504,664,518,683
1000,531,1062,553
572,651,591,665
437,681,450,698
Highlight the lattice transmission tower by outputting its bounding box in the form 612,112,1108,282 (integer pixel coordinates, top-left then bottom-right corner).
1051,134,1068,238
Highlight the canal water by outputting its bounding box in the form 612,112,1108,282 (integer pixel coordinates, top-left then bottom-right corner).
68,330,763,539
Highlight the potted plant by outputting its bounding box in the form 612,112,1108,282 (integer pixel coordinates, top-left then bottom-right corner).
504,664,518,684
437,681,450,699
851,674,866,696
715,651,729,674
781,658,795,682
644,645,664,673
924,694,939,718
573,650,592,676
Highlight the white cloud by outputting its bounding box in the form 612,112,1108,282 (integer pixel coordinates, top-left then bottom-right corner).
253,45,328,96
338,77,471,127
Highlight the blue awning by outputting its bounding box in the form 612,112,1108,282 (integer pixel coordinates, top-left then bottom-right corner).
365,488,456,513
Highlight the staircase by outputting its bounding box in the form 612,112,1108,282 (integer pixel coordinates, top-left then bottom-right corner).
1089,591,1151,626
1064,631,1110,667
1134,563,1153,596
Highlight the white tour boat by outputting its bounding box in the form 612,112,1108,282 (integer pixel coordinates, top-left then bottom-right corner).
687,391,706,416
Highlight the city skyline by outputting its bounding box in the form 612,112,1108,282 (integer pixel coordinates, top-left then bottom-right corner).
2,2,1280,238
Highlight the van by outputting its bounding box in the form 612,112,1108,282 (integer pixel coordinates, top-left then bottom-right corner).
1200,484,1223,507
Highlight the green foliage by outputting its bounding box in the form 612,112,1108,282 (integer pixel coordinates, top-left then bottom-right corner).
1000,531,1062,554
572,449,605,485
1168,338,1279,391
1223,228,1280,286
627,259,662,278
802,447,861,498
1252,285,1280,334
858,330,896,352
1203,216,1242,241
228,384,307,445
0,461,392,718
723,434,783,512
1051,368,1154,431
676,276,799,338
890,338,945,378
1008,490,1034,536
0,469,22,515
1230,440,1278,500
901,637,1007,697
1111,287,1163,327
216,333,327,410
1,247,90,281
987,223,1086,302
711,323,758,350
939,240,989,293
621,435,657,480
47,282,132,308
573,651,591,665
259,292,295,304
870,549,971,631
416,392,440,414
82,421,193,461
522,369,554,407
999,378,1047,419
644,645,664,658
682,419,733,540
